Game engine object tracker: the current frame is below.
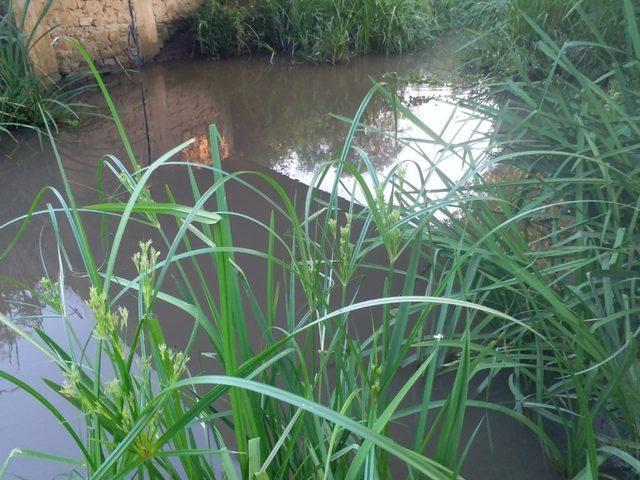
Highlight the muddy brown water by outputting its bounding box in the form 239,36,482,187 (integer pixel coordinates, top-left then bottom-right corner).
0,50,558,479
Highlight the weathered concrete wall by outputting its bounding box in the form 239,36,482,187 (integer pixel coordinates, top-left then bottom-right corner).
14,0,205,77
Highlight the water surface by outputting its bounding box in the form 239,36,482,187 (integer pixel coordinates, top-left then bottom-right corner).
0,50,556,479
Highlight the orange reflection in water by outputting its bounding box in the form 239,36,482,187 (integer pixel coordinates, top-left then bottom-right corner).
180,133,231,166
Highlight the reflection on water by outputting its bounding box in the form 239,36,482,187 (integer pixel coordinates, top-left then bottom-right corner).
0,49,470,297
0,286,94,478
0,286,43,370
278,85,493,203
0,49,555,479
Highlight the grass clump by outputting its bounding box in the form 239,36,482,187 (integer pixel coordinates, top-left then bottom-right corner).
0,0,87,137
196,0,440,62
454,0,638,78
195,0,254,58
440,0,640,476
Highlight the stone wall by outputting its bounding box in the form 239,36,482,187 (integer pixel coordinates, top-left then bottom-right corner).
152,0,204,41
13,0,206,77
47,0,133,74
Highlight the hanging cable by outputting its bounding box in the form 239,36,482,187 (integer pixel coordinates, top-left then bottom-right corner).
127,0,152,165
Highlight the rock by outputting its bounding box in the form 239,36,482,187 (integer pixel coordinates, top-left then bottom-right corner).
78,16,93,27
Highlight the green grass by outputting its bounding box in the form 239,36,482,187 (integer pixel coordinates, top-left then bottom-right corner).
432,0,640,475
0,0,89,137
195,0,442,62
451,0,637,79
0,48,546,480
1,0,640,478
0,90,493,479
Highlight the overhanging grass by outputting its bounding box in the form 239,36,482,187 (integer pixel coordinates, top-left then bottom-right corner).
0,106,497,479
2,77,637,477
0,47,556,477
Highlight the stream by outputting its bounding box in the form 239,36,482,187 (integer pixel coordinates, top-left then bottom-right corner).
0,47,558,479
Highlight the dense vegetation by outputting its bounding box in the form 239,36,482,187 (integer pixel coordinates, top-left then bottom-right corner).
1,0,640,479
452,0,639,79
0,0,86,137
452,0,640,476
195,0,440,62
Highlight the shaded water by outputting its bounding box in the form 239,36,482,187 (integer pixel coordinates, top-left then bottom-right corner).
0,50,557,478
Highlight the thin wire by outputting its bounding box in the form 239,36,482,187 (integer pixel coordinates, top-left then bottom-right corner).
127,0,153,166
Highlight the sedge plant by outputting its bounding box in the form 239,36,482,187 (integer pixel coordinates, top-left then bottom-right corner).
2,3,640,476
0,45,535,480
